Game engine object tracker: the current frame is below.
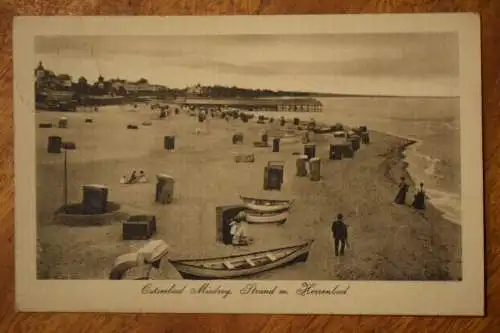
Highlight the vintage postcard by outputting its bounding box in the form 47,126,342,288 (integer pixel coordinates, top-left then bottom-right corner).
13,14,484,315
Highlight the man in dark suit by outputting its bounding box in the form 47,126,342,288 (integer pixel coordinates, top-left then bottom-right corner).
331,213,348,256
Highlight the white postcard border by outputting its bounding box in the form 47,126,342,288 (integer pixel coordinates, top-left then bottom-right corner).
13,14,484,316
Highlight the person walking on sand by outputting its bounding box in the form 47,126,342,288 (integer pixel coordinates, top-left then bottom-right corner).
394,177,409,205
412,182,427,210
331,213,348,256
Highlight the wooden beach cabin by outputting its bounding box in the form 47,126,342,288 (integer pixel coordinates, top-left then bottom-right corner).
155,174,174,204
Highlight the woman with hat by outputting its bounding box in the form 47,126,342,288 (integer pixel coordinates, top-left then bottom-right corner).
229,211,249,246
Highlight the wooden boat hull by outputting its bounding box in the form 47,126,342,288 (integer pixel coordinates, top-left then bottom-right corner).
246,210,289,224
244,202,291,213
170,240,313,279
239,195,293,206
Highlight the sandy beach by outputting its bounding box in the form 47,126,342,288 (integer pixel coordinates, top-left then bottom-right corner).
36,103,461,281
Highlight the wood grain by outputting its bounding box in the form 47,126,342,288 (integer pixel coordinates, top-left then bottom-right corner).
0,0,498,332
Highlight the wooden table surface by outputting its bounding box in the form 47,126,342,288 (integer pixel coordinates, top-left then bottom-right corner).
0,1,498,332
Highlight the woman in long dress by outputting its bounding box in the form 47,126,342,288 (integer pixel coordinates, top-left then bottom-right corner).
412,182,427,210
394,177,409,205
127,170,137,184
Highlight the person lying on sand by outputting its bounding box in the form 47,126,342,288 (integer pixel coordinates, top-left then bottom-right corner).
137,170,149,183
126,170,138,184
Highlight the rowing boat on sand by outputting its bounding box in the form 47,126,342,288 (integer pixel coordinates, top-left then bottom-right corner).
239,195,293,206
244,202,291,213
245,210,289,224
170,240,313,279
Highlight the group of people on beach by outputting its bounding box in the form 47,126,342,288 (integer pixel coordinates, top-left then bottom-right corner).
120,170,149,184
395,177,427,210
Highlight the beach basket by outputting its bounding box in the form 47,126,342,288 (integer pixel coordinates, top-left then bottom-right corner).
163,136,175,150
264,161,284,191
361,132,370,144
82,184,109,214
261,133,269,144
329,144,342,160
339,143,354,158
272,138,281,152
348,135,361,151
155,174,174,204
304,143,316,160
348,137,360,152
47,136,62,154
309,157,321,181
232,132,244,144
84,117,93,124
58,117,68,128
129,215,157,234
301,131,310,144
296,155,309,177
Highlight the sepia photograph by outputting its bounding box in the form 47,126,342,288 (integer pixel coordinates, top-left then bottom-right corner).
14,14,484,315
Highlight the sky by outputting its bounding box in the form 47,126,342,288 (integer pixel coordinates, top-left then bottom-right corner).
35,33,459,97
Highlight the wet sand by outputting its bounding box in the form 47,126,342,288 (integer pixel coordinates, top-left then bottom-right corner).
36,104,461,280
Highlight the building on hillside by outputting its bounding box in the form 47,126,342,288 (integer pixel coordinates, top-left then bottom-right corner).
110,79,165,95
186,83,204,96
56,74,73,90
34,62,73,91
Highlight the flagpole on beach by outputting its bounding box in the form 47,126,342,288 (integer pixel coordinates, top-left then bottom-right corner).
61,141,76,212
64,149,68,208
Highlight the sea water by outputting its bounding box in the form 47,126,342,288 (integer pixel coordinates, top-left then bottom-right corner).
262,96,462,225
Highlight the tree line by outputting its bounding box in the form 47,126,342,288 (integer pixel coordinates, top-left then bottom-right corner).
39,72,332,99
